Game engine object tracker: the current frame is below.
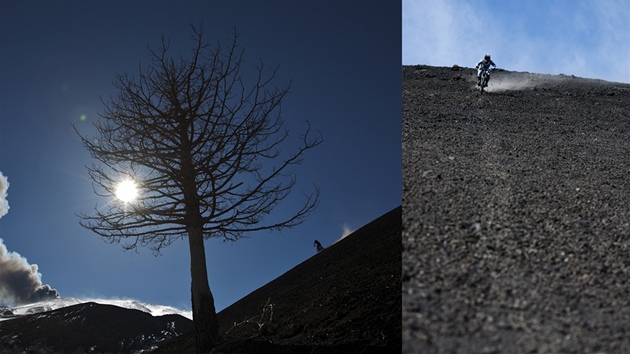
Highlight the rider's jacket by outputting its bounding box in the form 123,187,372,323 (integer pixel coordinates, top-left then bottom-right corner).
476,58,496,70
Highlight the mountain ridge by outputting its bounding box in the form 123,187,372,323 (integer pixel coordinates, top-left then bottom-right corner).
0,301,192,352
0,297,192,321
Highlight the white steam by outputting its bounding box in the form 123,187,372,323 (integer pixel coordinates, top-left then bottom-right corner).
0,171,9,218
340,224,354,240
0,171,60,305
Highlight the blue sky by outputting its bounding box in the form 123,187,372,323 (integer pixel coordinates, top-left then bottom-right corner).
0,1,401,311
403,0,630,83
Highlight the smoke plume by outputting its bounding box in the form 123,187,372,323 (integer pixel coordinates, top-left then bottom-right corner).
0,171,8,218
0,172,60,305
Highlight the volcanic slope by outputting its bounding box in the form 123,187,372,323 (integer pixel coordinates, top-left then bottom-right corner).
157,205,402,353
403,65,630,353
0,301,192,353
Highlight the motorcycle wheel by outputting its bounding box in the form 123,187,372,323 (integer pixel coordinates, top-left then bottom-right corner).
480,74,488,94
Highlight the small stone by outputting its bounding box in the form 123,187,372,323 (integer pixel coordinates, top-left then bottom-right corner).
258,322,274,335
422,170,437,179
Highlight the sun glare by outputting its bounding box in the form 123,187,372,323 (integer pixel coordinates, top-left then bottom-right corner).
115,179,138,203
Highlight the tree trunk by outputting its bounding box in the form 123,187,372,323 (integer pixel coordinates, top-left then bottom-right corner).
188,225,220,353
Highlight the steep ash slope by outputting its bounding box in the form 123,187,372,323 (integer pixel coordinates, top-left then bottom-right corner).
403,65,630,353
158,206,402,353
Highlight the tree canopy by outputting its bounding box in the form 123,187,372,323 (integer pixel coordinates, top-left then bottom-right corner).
75,27,321,253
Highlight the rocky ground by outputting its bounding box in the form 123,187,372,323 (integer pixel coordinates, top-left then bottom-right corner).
403,65,630,353
158,206,401,353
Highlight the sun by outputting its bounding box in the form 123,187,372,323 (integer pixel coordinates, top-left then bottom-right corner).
114,179,138,203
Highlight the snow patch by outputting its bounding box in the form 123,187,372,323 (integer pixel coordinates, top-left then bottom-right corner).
0,297,192,321
82,298,192,319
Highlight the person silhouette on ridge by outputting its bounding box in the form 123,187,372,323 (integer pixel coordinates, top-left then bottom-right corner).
313,240,324,253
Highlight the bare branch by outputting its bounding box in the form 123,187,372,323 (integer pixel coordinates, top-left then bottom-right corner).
76,26,321,253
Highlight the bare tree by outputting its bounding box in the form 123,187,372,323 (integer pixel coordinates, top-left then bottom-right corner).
75,26,321,352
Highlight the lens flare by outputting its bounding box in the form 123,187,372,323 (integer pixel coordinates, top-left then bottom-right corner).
115,179,138,203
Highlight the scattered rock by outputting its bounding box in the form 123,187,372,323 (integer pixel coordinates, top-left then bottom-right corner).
258,322,274,336
422,170,440,179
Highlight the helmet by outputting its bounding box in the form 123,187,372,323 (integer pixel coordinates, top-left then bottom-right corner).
485,53,491,60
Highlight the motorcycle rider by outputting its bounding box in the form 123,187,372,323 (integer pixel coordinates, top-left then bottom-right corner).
313,239,324,253
476,54,496,86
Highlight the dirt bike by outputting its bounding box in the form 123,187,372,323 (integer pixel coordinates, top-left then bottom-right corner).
478,67,493,94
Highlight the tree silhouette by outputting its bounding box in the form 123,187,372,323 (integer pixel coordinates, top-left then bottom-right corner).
75,26,321,352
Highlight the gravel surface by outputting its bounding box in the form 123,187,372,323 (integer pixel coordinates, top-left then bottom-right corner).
402,65,630,353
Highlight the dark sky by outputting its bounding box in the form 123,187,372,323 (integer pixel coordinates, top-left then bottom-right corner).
0,1,401,311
